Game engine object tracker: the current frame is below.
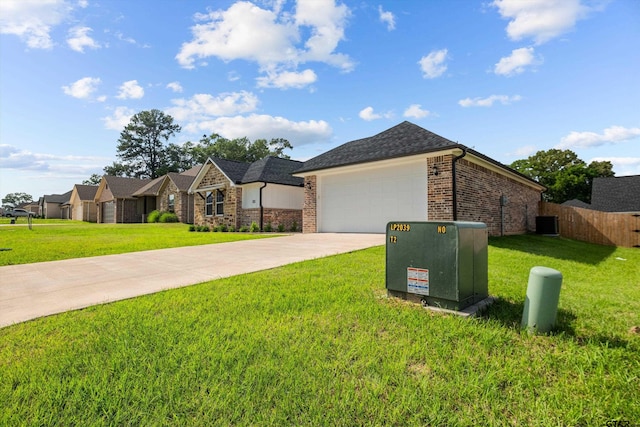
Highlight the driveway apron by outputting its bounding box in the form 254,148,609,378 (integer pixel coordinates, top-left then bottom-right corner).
0,233,384,328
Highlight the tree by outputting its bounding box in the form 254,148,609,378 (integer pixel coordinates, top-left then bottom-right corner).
82,174,102,186
510,149,614,203
103,161,136,177
116,109,181,179
2,192,33,208
189,134,293,163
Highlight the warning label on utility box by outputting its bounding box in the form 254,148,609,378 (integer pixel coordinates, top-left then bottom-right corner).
407,267,429,296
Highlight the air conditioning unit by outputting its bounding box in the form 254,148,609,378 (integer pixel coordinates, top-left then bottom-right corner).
386,221,488,311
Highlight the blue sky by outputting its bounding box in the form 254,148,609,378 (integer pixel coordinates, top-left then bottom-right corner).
1,0,639,200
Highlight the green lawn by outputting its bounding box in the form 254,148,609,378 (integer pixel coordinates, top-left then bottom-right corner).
0,221,278,266
1,235,639,426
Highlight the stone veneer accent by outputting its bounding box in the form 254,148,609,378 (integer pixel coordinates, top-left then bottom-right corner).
302,176,317,233
193,164,303,230
158,180,194,224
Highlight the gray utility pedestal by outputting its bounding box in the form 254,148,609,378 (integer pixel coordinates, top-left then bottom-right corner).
386,221,488,311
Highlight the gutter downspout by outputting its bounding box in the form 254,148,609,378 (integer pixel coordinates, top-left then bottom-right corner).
452,147,467,221
259,182,267,231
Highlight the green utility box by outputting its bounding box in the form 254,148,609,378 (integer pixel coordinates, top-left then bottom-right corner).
386,221,488,311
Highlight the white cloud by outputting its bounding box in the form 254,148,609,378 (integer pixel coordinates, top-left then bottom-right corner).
187,114,332,146
175,0,353,88
116,80,144,99
102,106,135,130
359,106,393,121
492,0,593,45
0,144,109,173
403,104,430,119
67,26,100,52
62,77,101,99
508,145,537,158
256,68,317,89
418,49,448,79
0,0,72,49
458,94,522,107
167,91,259,122
378,5,395,31
557,126,640,149
494,47,539,76
166,81,183,93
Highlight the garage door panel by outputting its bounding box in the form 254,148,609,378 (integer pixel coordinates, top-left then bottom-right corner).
319,162,427,233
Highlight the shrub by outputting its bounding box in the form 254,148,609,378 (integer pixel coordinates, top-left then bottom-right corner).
201,226,210,232
188,225,196,232
290,221,298,232
250,221,260,232
219,224,228,232
277,224,285,232
264,222,272,232
228,225,236,232
159,212,178,223
239,225,249,232
147,210,161,223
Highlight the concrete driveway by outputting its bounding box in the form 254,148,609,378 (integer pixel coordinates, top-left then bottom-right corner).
0,233,384,328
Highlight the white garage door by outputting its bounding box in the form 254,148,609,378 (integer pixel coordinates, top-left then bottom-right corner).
318,161,428,233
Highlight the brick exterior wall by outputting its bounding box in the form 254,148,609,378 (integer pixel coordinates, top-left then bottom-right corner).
427,155,454,220
242,208,302,231
455,159,540,236
303,176,317,233
303,157,540,236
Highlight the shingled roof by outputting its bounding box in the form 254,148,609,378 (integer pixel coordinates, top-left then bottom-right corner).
590,175,640,212
74,185,98,201
241,157,304,186
295,121,458,173
102,176,152,199
208,157,303,187
211,158,251,184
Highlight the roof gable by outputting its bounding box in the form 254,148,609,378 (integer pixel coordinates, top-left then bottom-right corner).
211,157,251,183
102,176,152,199
75,185,98,201
43,190,72,204
591,175,640,212
241,157,304,186
295,121,457,173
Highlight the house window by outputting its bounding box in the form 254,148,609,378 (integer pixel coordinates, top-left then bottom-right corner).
168,194,175,212
215,190,224,216
205,191,213,216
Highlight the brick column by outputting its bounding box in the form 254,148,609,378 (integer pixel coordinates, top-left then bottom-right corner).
427,155,454,221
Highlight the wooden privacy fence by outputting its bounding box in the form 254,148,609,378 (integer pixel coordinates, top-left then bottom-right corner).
539,201,639,248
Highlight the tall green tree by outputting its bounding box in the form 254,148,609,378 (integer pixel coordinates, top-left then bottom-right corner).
189,134,293,163
116,109,181,179
82,174,103,186
510,149,614,203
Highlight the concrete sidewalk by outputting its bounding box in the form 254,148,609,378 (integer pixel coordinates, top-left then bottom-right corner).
0,233,384,328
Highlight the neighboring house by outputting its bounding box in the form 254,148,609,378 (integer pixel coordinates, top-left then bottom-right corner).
294,121,546,235
68,184,99,222
94,176,153,223
40,191,72,219
134,166,201,223
189,157,304,230
19,201,41,217
561,175,640,214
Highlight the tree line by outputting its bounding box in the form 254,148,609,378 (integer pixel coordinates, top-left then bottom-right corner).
83,109,293,185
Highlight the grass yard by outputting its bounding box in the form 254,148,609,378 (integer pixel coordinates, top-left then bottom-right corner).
1,235,639,426
0,221,278,266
